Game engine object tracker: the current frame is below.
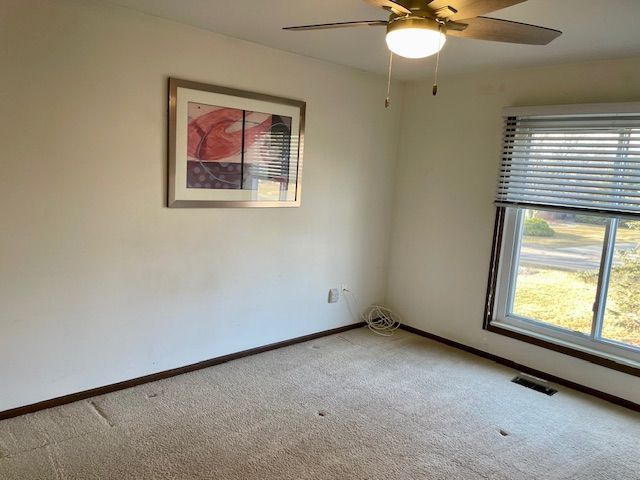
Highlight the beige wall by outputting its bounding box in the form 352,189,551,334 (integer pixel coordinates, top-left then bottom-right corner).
0,0,402,411
2,0,638,412
387,57,640,403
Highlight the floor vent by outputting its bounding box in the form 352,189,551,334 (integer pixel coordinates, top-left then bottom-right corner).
512,375,558,396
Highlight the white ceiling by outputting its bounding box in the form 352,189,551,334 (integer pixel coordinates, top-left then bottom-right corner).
105,0,640,80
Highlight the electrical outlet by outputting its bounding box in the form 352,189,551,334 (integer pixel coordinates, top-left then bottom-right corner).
328,288,340,303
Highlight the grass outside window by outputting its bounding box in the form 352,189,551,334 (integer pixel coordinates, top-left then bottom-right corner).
509,209,640,349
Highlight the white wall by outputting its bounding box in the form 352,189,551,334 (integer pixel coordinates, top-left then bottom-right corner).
0,0,403,411
387,57,640,403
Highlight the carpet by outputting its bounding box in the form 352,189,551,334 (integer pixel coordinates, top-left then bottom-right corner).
1,328,638,479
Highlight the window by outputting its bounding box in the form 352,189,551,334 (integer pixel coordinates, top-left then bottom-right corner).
485,103,640,373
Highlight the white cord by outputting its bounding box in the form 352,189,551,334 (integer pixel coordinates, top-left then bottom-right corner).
343,289,402,336
385,51,394,108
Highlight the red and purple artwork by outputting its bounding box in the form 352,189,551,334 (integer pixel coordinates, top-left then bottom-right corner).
186,102,292,190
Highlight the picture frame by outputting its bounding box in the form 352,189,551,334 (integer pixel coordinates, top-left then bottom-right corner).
168,78,306,208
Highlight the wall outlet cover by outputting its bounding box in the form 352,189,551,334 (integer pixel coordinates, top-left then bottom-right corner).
328,288,340,303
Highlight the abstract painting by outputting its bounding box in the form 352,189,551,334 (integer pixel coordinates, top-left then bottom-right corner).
168,79,305,208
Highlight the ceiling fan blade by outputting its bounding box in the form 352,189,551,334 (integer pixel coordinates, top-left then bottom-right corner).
447,16,562,45
283,20,388,31
429,0,526,20
445,21,469,31
363,0,412,15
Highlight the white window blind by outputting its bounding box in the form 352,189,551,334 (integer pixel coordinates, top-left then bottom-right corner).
496,103,640,216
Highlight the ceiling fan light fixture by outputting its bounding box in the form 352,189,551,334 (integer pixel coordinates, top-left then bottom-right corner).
385,17,446,59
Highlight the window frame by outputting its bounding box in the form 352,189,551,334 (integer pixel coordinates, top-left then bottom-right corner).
485,206,640,376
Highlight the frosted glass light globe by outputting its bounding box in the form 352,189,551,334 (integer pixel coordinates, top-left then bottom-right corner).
385,19,446,59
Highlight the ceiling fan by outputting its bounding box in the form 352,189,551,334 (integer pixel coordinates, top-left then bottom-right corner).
284,0,562,102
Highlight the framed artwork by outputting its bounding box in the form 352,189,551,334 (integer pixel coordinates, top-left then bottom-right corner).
168,78,305,208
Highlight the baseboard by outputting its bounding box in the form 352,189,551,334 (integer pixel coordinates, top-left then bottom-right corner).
5,322,634,421
400,324,640,413
0,322,365,421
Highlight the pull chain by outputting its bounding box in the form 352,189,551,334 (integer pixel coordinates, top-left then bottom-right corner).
433,24,443,96
385,51,394,108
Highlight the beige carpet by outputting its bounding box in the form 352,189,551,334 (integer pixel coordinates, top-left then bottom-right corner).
1,328,638,479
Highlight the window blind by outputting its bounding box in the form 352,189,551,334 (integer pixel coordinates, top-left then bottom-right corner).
496,105,640,217
244,129,294,183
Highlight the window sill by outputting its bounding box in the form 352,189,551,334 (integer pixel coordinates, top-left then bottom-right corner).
486,321,640,377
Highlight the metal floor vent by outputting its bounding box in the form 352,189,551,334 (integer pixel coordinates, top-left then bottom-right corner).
512,375,558,396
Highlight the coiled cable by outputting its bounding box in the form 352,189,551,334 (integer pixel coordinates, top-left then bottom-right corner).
343,289,402,336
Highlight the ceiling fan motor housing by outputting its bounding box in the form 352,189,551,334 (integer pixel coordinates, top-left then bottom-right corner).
386,16,446,35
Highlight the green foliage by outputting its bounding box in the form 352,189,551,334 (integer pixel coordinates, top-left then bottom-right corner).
627,221,640,231
574,214,608,226
574,214,630,228
608,254,640,324
523,217,555,237
607,223,640,332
